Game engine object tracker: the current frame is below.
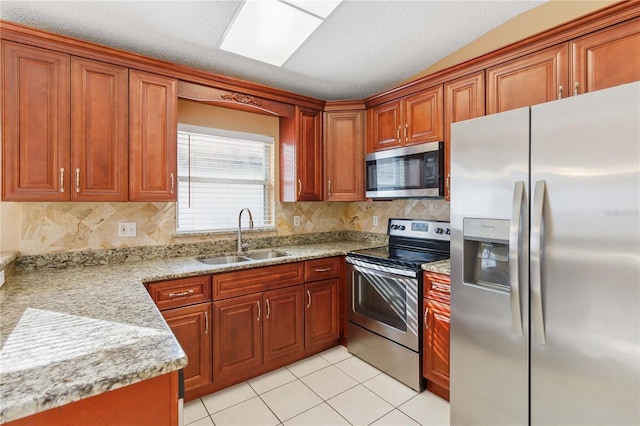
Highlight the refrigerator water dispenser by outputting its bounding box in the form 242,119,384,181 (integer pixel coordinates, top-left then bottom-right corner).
463,218,511,293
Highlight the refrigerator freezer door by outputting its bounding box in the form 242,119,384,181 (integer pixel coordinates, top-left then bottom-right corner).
450,108,530,425
530,82,640,425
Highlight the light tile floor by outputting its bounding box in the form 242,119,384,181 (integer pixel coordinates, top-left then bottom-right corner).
184,346,450,426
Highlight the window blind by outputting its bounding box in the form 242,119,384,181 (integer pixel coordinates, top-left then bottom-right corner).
176,124,275,232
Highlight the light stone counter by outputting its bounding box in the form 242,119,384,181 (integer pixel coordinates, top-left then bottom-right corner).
0,252,18,271
422,259,451,275
0,240,377,423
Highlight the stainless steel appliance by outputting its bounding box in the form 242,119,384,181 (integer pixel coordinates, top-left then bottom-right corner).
450,82,640,425
366,142,444,199
346,218,450,391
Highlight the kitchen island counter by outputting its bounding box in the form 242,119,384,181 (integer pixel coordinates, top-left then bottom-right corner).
0,240,376,423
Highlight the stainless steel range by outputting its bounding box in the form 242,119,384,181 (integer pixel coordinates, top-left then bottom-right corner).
346,218,450,391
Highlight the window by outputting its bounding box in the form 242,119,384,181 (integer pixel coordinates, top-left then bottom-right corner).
176,124,275,232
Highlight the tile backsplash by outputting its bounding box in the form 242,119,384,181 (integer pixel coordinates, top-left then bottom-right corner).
14,199,449,255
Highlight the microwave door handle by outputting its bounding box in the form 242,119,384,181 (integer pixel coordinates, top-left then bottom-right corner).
509,181,525,336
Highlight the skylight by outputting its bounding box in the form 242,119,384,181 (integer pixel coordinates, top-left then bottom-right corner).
220,0,342,67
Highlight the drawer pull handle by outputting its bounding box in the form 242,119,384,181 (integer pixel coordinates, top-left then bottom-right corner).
170,173,175,194
257,301,261,322
574,82,580,96
168,289,194,298
298,179,302,195
432,284,450,293
315,267,331,272
266,299,270,319
424,307,429,329
307,290,312,308
60,168,65,193
75,168,80,193
557,85,563,100
204,311,209,335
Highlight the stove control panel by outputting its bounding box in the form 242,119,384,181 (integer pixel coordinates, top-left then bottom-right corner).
388,218,451,241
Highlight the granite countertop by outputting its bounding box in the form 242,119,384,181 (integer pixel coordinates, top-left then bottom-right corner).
422,259,450,275
0,241,376,423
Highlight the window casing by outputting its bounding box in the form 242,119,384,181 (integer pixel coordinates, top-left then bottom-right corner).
176,124,275,233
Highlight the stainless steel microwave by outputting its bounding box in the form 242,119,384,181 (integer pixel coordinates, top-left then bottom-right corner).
366,142,444,199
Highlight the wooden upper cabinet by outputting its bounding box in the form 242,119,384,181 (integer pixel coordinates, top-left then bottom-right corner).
279,106,323,202
2,41,70,201
404,85,443,145
368,100,402,152
487,44,569,115
129,69,177,201
444,71,485,200
368,85,443,153
323,109,365,201
570,18,640,95
71,58,128,201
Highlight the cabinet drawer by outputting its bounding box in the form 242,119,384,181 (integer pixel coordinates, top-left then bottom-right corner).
304,257,340,281
424,271,450,304
213,262,304,300
147,275,211,310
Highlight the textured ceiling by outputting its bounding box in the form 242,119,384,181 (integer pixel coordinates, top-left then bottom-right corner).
0,1,547,101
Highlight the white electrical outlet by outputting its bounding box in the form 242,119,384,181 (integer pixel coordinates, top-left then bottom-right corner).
373,215,379,227
293,216,300,227
0,270,5,288
118,222,137,238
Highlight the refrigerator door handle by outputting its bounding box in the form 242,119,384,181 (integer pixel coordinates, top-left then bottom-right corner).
509,181,525,336
531,179,547,344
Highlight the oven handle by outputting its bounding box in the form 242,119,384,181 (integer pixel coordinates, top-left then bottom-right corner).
345,258,418,278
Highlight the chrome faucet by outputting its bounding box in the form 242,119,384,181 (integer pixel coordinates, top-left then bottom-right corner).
237,208,254,252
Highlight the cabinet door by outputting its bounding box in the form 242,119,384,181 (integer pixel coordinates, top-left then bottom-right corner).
2,41,70,201
444,72,485,200
297,107,323,201
423,299,450,389
571,18,640,95
71,57,128,201
487,44,568,115
324,110,364,201
368,100,402,152
279,107,323,201
404,85,443,145
263,286,305,364
213,294,262,379
129,69,177,201
305,279,339,349
162,303,211,392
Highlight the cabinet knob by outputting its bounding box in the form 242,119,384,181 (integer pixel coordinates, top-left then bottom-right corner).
256,301,261,322
424,307,429,329
307,290,312,309
558,85,563,100
404,123,408,139
574,82,580,96
298,179,302,195
266,299,270,319
170,173,175,194
396,126,401,142
204,311,209,335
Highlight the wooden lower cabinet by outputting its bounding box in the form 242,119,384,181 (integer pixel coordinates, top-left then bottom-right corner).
5,372,179,426
264,286,305,364
162,303,211,392
305,279,340,349
423,271,451,401
213,293,263,381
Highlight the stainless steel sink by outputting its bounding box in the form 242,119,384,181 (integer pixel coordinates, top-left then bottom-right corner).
198,255,251,265
245,250,290,260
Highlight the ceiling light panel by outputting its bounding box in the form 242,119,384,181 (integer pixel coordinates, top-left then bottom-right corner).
283,0,342,19
221,0,323,66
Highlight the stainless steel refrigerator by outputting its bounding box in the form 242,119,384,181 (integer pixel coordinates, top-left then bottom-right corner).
450,81,640,425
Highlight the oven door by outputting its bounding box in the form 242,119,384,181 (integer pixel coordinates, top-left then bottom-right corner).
346,260,420,351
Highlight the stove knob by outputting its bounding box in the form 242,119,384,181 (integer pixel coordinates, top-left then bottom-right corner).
400,225,406,230
435,227,443,234
445,228,451,235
